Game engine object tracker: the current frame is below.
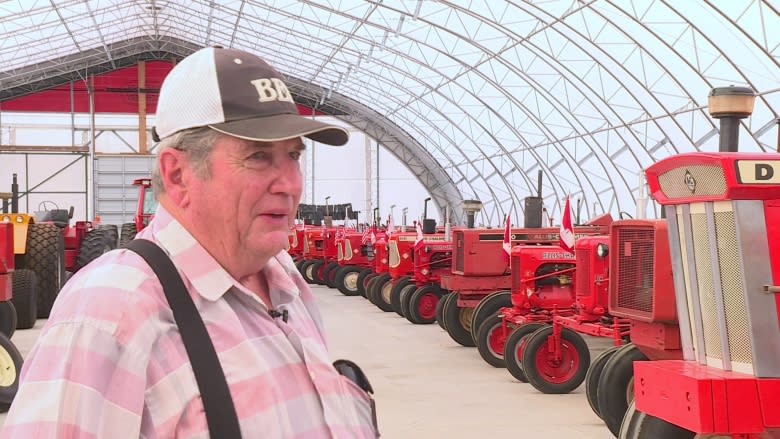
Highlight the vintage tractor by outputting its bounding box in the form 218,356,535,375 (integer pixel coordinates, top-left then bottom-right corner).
618,152,780,438
299,226,328,284
331,227,375,296
119,177,155,247
398,235,453,324
0,222,26,412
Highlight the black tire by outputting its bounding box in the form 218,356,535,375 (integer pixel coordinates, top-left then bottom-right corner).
471,290,511,344
75,228,113,272
19,223,66,319
323,262,341,288
374,276,396,312
598,343,649,437
389,276,412,316
586,345,622,420
443,293,475,347
11,268,37,330
96,224,118,249
295,258,306,273
475,314,509,368
619,400,695,439
361,273,378,299
310,260,326,285
301,260,318,284
356,268,374,297
435,292,450,330
407,284,442,325
119,222,137,248
522,326,590,394
0,333,23,412
503,323,545,382
398,283,417,319
335,265,362,296
365,275,383,305
0,302,16,339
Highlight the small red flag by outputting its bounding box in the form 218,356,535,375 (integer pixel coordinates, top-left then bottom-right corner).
559,195,575,253
414,221,424,251
502,214,511,262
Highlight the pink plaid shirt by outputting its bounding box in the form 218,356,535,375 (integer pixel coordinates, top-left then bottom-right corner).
2,206,376,438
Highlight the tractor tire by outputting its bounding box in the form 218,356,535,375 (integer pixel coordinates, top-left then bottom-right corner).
295,259,306,274
398,283,417,319
365,275,383,305
11,269,37,330
119,222,137,248
301,260,318,284
435,292,449,330
470,290,511,345
406,284,441,325
522,326,590,394
389,276,412,316
0,302,16,339
0,333,23,412
374,276,395,312
475,314,509,368
503,323,545,382
443,293,475,347
310,260,327,285
323,262,340,288
356,268,374,297
586,345,622,420
75,228,113,272
618,400,695,439
335,265,362,296
96,224,119,249
19,223,66,319
598,343,649,437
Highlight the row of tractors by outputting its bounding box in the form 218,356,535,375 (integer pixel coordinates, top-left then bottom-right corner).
0,174,154,412
290,153,779,438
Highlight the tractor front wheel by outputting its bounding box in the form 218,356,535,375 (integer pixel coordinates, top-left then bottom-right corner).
619,400,695,439
374,276,395,312
442,294,475,347
471,290,511,345
0,302,16,339
0,333,23,412
503,323,545,382
11,269,37,330
475,314,509,368
398,283,417,319
435,292,449,330
390,276,412,316
598,343,649,437
586,345,621,420
521,326,590,394
407,285,441,324
335,265,362,296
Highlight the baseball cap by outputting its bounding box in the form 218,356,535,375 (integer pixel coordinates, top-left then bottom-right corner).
153,46,348,146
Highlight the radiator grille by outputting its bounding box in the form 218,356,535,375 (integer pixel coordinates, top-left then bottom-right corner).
455,231,464,272
337,242,343,261
615,228,655,314
658,165,726,198
304,236,309,253
388,240,400,268
344,239,353,260
290,231,297,248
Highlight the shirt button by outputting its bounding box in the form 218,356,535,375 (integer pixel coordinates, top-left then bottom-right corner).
310,372,316,381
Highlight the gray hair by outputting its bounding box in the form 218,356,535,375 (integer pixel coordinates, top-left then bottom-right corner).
151,127,224,198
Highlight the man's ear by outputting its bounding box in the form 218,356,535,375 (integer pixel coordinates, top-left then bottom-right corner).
157,148,191,207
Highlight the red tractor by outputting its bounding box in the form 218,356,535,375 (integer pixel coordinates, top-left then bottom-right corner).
119,177,155,247
620,152,780,438
398,236,453,324
332,227,375,296
0,222,26,412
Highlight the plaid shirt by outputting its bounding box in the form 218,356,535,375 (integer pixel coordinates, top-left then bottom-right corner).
2,206,376,438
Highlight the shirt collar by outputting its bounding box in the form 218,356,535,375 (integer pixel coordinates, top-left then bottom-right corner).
139,205,301,304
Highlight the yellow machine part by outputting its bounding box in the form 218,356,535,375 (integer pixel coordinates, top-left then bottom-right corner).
0,213,32,254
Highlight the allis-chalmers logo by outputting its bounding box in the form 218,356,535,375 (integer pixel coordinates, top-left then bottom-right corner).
684,169,696,193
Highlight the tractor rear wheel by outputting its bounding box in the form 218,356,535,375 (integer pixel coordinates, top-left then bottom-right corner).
390,276,412,316
96,224,118,249
323,262,341,288
75,228,113,272
335,265,361,296
0,302,16,339
521,326,590,394
356,268,374,297
586,345,622,420
407,285,441,324
365,275,383,305
11,269,37,330
443,293,475,347
301,260,318,284
371,275,394,311
310,260,327,285
503,323,545,382
471,290,511,345
475,314,509,368
619,400,695,439
20,223,66,319
398,283,417,319
119,222,137,247
295,259,306,273
598,343,649,437
435,292,449,330
0,333,22,412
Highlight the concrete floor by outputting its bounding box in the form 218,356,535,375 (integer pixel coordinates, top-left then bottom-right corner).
0,285,615,438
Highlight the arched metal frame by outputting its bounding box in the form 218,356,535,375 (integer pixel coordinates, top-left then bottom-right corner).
0,1,776,225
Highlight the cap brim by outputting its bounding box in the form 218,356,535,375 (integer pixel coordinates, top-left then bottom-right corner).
208,113,349,146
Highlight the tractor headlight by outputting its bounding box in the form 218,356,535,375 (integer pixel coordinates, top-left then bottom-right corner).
596,243,609,258
1,215,9,223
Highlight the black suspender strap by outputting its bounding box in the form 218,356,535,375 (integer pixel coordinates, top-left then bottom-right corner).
126,239,242,438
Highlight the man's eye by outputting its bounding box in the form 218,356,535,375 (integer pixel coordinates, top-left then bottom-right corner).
249,151,269,161
290,151,302,160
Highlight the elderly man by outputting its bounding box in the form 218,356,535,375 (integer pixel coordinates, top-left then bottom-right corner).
2,47,378,438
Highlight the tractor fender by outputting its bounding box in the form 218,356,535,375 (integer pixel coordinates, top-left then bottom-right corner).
4,214,33,255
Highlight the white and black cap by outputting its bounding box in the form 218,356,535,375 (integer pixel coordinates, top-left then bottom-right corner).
153,46,348,146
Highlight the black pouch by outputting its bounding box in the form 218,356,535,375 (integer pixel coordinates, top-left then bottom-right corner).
333,359,380,437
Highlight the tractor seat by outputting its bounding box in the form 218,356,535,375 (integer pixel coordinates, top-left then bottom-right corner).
47,209,70,228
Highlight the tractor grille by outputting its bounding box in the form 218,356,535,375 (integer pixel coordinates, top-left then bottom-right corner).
304,236,309,253
672,201,754,373
615,228,655,315
657,165,726,199
290,231,297,248
388,240,400,268
576,247,591,297
337,242,343,261
344,239,353,260
455,231,464,272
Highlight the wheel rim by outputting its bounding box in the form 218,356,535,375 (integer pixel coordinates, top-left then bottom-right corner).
344,272,359,291
514,334,532,365
380,281,393,304
416,292,438,320
0,346,16,387
458,307,474,332
626,376,635,403
534,338,581,384
305,264,314,280
487,322,505,357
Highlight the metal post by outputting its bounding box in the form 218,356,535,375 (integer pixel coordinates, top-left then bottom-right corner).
718,118,740,152
87,75,96,221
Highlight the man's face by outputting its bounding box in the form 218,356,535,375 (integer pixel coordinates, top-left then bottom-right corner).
186,134,304,273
